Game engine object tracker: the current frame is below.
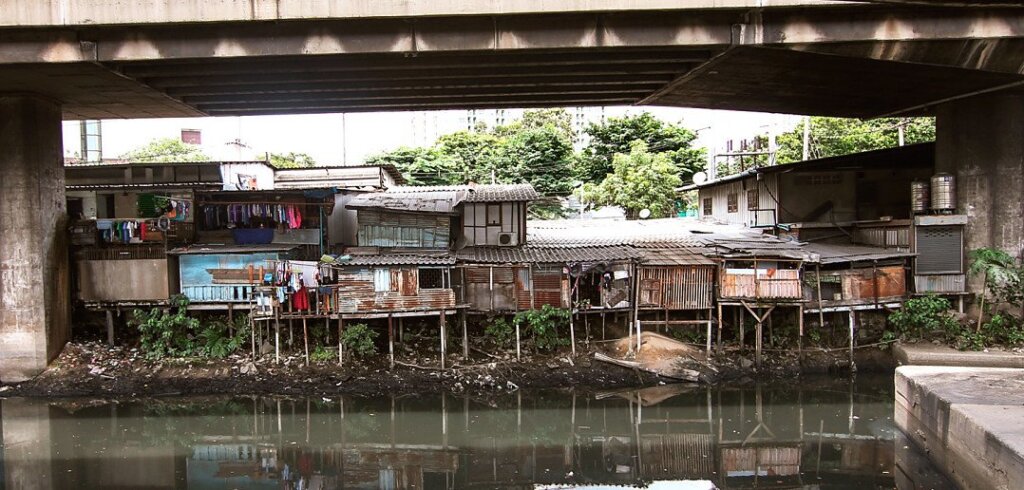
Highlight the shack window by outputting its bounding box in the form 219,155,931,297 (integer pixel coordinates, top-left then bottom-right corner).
487,204,501,225
373,268,390,292
702,198,712,216
747,189,759,210
727,193,738,213
419,268,445,289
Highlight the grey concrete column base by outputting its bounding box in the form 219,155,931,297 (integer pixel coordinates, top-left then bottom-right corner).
0,94,69,382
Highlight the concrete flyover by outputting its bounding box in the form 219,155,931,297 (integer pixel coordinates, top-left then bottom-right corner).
2,0,1024,380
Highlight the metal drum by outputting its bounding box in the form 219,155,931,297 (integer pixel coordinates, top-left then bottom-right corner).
930,173,956,212
911,180,930,214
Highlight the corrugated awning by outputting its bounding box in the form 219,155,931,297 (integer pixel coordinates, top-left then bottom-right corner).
457,245,639,264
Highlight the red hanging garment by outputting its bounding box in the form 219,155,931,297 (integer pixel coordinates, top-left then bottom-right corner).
292,286,310,311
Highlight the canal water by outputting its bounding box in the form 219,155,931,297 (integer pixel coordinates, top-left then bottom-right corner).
0,375,955,489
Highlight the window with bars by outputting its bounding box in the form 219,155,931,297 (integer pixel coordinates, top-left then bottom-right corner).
703,198,713,216
418,268,446,289
727,193,738,213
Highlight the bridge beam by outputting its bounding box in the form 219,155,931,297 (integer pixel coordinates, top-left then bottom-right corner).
0,94,69,382
936,93,1024,295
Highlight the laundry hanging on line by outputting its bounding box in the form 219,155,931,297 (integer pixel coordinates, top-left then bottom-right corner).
201,203,303,229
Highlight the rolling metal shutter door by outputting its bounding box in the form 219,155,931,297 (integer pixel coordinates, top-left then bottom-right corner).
916,226,963,274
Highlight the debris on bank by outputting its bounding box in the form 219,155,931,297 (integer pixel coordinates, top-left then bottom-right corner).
593,332,716,383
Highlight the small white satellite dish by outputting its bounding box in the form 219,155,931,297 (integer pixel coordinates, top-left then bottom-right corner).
692,171,708,185
639,208,652,219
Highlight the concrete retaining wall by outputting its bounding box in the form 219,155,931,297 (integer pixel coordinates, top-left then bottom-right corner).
895,366,1024,490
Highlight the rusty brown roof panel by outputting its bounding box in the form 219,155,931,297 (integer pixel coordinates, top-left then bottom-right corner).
802,243,915,265
341,253,455,266
638,247,716,266
457,245,639,264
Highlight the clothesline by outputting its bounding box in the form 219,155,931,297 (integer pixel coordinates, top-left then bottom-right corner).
198,200,317,206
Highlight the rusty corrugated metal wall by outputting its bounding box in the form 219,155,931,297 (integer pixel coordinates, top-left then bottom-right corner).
721,268,802,299
334,266,455,313
638,265,714,310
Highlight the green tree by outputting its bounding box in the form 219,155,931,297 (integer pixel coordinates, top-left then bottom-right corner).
435,130,501,183
268,152,316,169
121,137,210,163
775,117,935,163
576,112,705,183
496,124,574,195
579,141,682,220
366,146,462,186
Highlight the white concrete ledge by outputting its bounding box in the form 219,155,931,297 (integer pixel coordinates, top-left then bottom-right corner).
896,366,1024,490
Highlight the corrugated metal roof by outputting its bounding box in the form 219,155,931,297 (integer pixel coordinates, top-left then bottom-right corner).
528,218,711,247
638,247,716,266
802,243,915,265
705,236,813,261
167,244,299,255
67,182,219,191
340,252,455,266
386,183,539,202
346,189,465,215
457,245,639,264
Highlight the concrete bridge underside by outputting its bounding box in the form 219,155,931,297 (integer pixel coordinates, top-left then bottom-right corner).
2,0,1024,380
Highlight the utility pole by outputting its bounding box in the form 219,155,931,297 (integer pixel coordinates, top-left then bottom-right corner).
801,116,811,161
898,118,906,146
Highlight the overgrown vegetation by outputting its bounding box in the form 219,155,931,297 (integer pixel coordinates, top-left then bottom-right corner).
310,345,336,363
887,293,1024,351
131,295,249,359
484,317,516,348
513,305,571,351
341,323,378,358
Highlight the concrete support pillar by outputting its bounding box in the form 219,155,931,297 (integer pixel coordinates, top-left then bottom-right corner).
0,95,69,382
936,94,1024,294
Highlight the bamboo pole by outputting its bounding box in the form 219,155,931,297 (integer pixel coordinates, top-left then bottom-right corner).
716,302,723,355
461,310,469,358
274,308,281,364
816,264,825,334
515,316,521,361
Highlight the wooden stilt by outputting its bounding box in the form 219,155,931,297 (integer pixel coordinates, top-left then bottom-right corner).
440,310,447,370
848,310,856,370
798,305,804,367
398,317,404,344
706,308,713,356
716,303,723,355
755,313,763,369
337,316,344,366
601,312,606,341
584,313,589,346
302,317,309,366
106,310,115,346
739,308,745,349
388,314,395,370
569,306,576,356
274,309,281,364
288,319,294,347
250,313,256,358
461,310,468,358
515,316,521,361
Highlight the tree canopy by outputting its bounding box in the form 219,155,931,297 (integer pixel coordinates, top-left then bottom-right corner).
120,137,210,163
268,152,317,169
578,142,682,220
775,117,935,164
575,112,705,184
367,108,575,195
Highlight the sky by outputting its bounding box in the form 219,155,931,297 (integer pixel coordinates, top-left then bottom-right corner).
61,106,802,165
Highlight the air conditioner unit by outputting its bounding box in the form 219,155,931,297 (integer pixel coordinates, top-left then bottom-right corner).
497,232,515,246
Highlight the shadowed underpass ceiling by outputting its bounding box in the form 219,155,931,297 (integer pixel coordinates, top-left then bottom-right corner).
2,3,1023,119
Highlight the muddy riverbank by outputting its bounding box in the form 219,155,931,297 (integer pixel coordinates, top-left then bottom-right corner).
1,341,895,398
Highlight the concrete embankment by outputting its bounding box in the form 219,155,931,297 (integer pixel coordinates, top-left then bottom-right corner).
895,343,1024,368
895,365,1024,490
